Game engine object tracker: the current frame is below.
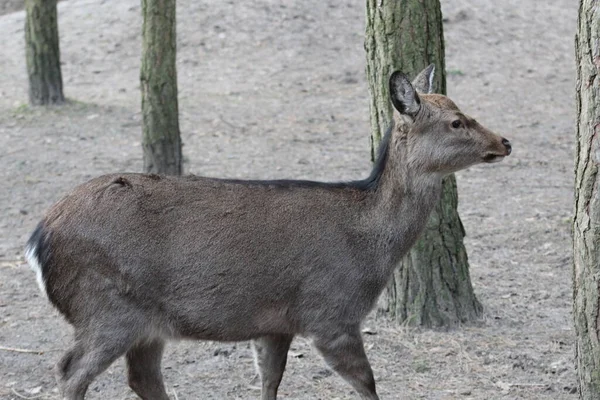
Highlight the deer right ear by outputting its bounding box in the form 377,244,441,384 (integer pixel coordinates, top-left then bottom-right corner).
389,71,420,117
411,64,435,94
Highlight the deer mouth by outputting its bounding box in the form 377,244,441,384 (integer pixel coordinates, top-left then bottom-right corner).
482,153,505,163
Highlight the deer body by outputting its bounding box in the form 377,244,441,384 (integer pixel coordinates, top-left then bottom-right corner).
26,66,511,400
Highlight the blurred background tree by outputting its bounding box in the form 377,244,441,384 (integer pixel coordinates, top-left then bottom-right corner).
141,0,182,175
25,0,65,105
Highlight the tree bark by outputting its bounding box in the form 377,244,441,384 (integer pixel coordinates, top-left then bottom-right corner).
365,0,481,327
573,0,600,397
141,0,182,175
25,0,65,105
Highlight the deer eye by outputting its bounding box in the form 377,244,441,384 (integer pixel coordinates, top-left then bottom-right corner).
451,120,462,129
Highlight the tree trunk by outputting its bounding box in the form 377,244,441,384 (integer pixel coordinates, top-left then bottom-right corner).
365,0,482,327
25,0,65,105
141,0,182,175
573,0,600,397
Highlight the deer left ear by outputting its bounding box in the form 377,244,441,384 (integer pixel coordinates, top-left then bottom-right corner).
411,64,435,94
389,71,420,116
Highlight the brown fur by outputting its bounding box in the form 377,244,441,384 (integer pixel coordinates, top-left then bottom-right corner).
424,93,460,110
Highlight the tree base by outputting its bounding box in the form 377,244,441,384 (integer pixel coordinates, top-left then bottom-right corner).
385,175,483,328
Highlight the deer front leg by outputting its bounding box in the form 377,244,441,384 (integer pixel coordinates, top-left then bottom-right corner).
252,334,294,400
313,326,379,400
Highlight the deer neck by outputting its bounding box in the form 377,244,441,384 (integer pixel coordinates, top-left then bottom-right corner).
376,146,441,219
363,133,443,263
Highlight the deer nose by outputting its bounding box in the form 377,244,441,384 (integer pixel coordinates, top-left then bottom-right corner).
502,138,512,156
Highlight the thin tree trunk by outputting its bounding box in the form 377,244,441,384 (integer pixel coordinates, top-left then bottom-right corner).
365,0,481,327
141,0,182,175
25,0,64,105
573,0,600,397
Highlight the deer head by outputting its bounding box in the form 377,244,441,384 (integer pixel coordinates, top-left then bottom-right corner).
389,65,511,174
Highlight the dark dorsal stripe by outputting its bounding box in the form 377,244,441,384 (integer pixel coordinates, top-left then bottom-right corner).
199,123,393,192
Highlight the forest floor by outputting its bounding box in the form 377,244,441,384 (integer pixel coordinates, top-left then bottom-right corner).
0,0,577,399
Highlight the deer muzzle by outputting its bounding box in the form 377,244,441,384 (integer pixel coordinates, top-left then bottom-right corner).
483,137,511,163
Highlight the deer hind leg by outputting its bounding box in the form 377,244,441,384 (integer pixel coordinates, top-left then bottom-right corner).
56,329,138,400
313,326,379,400
126,338,169,400
54,300,151,400
252,334,294,400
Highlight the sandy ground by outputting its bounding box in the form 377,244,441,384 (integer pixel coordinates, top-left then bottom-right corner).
0,0,577,399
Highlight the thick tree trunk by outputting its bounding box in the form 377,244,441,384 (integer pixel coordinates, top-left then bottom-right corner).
365,0,481,327
573,0,600,397
25,0,64,105
141,0,182,175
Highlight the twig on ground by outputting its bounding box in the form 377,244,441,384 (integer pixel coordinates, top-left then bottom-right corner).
0,260,22,268
0,345,61,355
510,383,551,388
10,388,45,399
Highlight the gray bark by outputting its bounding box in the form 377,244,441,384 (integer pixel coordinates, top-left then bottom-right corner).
141,0,182,175
25,0,65,105
573,0,600,397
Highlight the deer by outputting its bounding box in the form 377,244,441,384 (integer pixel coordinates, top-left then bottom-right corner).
25,65,511,400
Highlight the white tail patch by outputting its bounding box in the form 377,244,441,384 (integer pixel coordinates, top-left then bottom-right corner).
25,243,47,298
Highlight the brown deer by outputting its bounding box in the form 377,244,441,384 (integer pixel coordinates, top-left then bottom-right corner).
25,65,511,400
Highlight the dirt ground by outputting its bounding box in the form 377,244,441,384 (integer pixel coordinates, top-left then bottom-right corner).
0,0,21,15
0,0,577,399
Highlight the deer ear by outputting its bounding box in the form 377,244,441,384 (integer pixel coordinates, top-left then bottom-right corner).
389,71,420,116
412,64,435,94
